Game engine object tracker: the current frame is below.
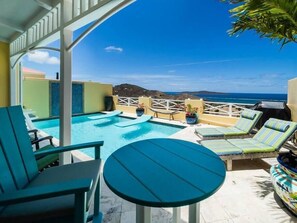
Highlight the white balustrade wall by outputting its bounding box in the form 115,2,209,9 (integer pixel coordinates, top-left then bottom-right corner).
117,96,253,117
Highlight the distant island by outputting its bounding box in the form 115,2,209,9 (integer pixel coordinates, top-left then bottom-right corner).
113,83,223,100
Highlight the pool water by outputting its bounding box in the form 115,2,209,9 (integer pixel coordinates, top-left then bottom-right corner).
34,114,184,160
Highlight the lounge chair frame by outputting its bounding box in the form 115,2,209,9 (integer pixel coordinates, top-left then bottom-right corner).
201,119,297,171
196,109,263,141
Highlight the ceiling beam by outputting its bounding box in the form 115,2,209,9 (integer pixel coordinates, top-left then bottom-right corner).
35,0,53,10
0,18,24,33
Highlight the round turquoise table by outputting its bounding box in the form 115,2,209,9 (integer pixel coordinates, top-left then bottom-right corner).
103,138,226,223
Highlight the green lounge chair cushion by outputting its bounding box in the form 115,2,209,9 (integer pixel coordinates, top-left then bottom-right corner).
253,118,297,149
227,138,275,153
35,145,59,170
196,109,262,139
264,119,290,132
234,109,262,133
0,160,101,223
201,140,243,155
241,110,256,120
195,127,246,138
216,127,247,136
195,128,224,137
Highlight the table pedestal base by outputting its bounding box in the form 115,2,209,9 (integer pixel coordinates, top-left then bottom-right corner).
189,203,200,223
136,205,151,223
136,203,200,223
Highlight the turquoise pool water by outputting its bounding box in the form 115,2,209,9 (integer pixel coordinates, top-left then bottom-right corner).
34,114,184,160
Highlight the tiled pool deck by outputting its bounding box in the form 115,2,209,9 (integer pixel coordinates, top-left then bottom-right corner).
99,122,295,223
38,114,296,223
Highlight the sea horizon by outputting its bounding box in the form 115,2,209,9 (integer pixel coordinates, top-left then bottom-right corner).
165,92,287,104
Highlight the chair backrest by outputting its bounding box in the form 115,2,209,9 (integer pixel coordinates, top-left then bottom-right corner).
0,106,38,193
253,118,297,150
234,109,263,133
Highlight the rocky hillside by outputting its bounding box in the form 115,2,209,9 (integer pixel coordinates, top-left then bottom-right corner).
113,83,199,100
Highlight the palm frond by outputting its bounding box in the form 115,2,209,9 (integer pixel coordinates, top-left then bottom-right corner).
226,0,297,47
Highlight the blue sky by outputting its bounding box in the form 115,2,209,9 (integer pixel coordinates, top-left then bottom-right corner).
23,0,297,93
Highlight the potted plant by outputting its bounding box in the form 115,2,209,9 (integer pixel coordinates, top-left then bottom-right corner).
185,104,198,124
136,103,145,117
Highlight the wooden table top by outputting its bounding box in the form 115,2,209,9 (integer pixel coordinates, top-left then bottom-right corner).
103,138,226,207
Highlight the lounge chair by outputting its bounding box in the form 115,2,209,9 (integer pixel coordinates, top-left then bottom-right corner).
0,105,103,223
201,118,297,170
195,109,263,141
115,115,152,127
88,110,122,120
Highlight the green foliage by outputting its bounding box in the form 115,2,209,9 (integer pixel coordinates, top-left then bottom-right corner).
224,0,297,47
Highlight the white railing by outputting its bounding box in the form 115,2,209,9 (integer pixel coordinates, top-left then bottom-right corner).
204,101,253,117
10,3,61,55
117,96,253,117
151,99,185,111
118,97,139,106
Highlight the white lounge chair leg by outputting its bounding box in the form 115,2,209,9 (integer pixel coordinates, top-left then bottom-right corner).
136,205,151,223
172,207,181,223
226,160,232,171
189,203,200,223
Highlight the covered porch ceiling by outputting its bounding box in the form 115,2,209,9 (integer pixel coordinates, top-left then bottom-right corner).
0,0,57,43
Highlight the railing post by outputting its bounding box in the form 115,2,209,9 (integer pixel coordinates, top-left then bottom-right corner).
166,100,169,110
228,103,233,117
128,97,131,106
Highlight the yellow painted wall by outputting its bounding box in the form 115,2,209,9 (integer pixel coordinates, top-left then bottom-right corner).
84,82,113,113
199,114,238,126
288,78,297,122
23,78,50,118
0,42,9,106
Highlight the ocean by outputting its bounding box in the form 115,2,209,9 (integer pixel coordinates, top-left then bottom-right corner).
166,92,287,104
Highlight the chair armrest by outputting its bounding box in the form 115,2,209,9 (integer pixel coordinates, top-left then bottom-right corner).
34,141,104,159
32,135,54,146
28,129,38,141
0,178,93,206
28,129,38,134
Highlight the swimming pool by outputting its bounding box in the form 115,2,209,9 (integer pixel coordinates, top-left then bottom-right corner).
34,114,184,160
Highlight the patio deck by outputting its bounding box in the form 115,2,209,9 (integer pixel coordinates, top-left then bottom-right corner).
99,121,295,223
37,115,295,223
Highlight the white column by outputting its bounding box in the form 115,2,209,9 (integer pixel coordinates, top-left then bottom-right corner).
19,62,23,106
59,0,73,164
10,57,18,106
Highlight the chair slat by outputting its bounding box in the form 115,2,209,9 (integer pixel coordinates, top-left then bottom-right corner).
8,106,38,180
0,108,29,189
0,143,17,192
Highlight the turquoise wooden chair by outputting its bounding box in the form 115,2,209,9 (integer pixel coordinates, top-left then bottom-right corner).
0,106,103,223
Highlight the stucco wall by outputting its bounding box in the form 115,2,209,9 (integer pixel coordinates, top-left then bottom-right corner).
84,82,113,113
23,79,112,118
23,78,50,118
0,42,9,107
288,78,297,122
